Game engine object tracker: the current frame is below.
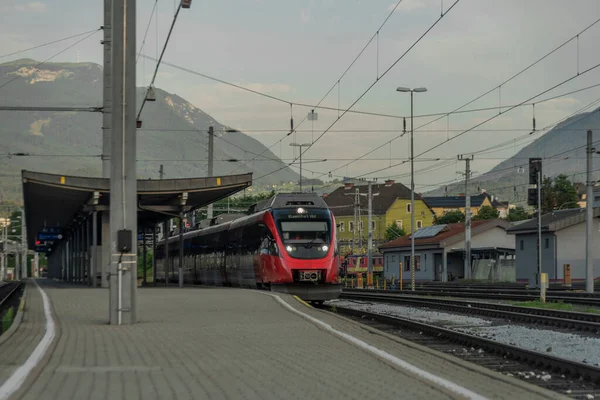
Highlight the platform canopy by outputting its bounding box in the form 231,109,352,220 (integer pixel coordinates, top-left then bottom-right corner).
21,170,252,250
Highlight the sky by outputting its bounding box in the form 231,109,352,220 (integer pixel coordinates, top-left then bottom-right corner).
1,0,600,192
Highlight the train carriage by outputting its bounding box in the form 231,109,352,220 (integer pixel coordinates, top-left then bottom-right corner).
155,193,342,302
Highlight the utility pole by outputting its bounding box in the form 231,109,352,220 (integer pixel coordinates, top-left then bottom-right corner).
458,155,474,279
290,142,311,192
366,181,379,288
109,0,137,325
159,164,164,180
207,126,214,220
0,223,5,280
528,158,543,293
586,130,595,293
100,0,112,291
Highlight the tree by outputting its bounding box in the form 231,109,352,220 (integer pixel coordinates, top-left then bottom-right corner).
472,205,500,220
384,222,406,241
540,174,579,213
434,210,465,224
505,206,531,222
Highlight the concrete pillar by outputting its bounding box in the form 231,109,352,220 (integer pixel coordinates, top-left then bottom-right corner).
92,211,98,287
108,0,138,324
142,227,147,284
101,211,110,288
152,225,157,286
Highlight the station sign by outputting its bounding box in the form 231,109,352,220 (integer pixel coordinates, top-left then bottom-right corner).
37,227,63,242
35,244,52,254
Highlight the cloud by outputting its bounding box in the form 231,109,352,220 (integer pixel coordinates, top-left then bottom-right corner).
388,0,427,13
14,2,47,12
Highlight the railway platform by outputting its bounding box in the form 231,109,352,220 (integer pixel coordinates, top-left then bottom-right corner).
0,280,567,400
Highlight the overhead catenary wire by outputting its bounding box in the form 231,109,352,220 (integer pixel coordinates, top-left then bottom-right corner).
316,99,600,192
136,0,159,64
227,0,421,174
0,29,102,60
0,29,101,92
136,2,184,121
252,1,461,183
308,18,600,182
346,61,600,183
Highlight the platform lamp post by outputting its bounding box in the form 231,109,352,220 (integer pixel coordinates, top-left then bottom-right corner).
289,142,311,193
396,86,427,291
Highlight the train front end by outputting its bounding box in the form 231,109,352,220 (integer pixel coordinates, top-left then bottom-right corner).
268,206,342,302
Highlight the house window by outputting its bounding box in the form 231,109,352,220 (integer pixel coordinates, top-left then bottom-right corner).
545,238,549,249
403,255,421,271
520,240,524,250
406,203,412,213
339,222,345,232
349,221,354,232
416,220,423,228
359,221,364,232
371,221,376,230
395,220,403,229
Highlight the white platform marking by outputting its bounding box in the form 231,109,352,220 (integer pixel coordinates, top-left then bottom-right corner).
0,280,56,400
265,293,489,400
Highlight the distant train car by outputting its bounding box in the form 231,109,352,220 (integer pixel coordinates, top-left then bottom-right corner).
344,254,384,276
155,193,342,303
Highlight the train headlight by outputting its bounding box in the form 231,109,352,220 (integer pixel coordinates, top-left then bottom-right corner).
297,207,305,214
286,245,293,252
321,245,329,252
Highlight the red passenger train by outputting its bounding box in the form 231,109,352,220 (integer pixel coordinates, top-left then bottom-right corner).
155,193,342,303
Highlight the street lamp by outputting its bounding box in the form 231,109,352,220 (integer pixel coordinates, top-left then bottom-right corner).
396,86,427,291
289,142,311,192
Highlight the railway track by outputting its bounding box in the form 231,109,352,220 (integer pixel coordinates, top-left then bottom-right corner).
343,287,600,307
329,305,600,399
340,292,600,333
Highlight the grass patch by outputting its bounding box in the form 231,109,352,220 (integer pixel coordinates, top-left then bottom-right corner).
510,300,600,314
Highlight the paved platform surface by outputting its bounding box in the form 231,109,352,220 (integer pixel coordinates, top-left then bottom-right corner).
0,280,567,400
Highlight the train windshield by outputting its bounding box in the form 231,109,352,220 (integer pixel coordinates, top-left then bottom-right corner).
280,221,329,243
274,213,332,259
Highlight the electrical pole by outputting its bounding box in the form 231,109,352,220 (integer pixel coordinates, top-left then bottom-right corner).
537,166,543,296
367,181,373,288
207,126,214,220
353,188,358,253
458,155,474,279
99,0,113,290
586,129,595,293
109,0,137,325
159,164,164,180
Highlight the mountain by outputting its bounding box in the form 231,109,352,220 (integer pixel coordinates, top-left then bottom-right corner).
0,59,299,202
424,107,600,206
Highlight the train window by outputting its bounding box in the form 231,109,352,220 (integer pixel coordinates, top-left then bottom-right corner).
280,221,328,243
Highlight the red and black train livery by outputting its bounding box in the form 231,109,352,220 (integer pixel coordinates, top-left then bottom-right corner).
155,193,342,302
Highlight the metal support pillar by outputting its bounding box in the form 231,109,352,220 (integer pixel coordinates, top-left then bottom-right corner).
458,155,474,279
92,211,98,287
367,181,373,288
586,129,595,293
207,126,214,220
101,211,110,287
142,227,147,284
33,252,39,278
109,0,137,325
86,215,91,286
15,249,20,280
152,225,157,286
179,213,184,288
537,169,543,294
102,0,112,177
164,220,169,286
